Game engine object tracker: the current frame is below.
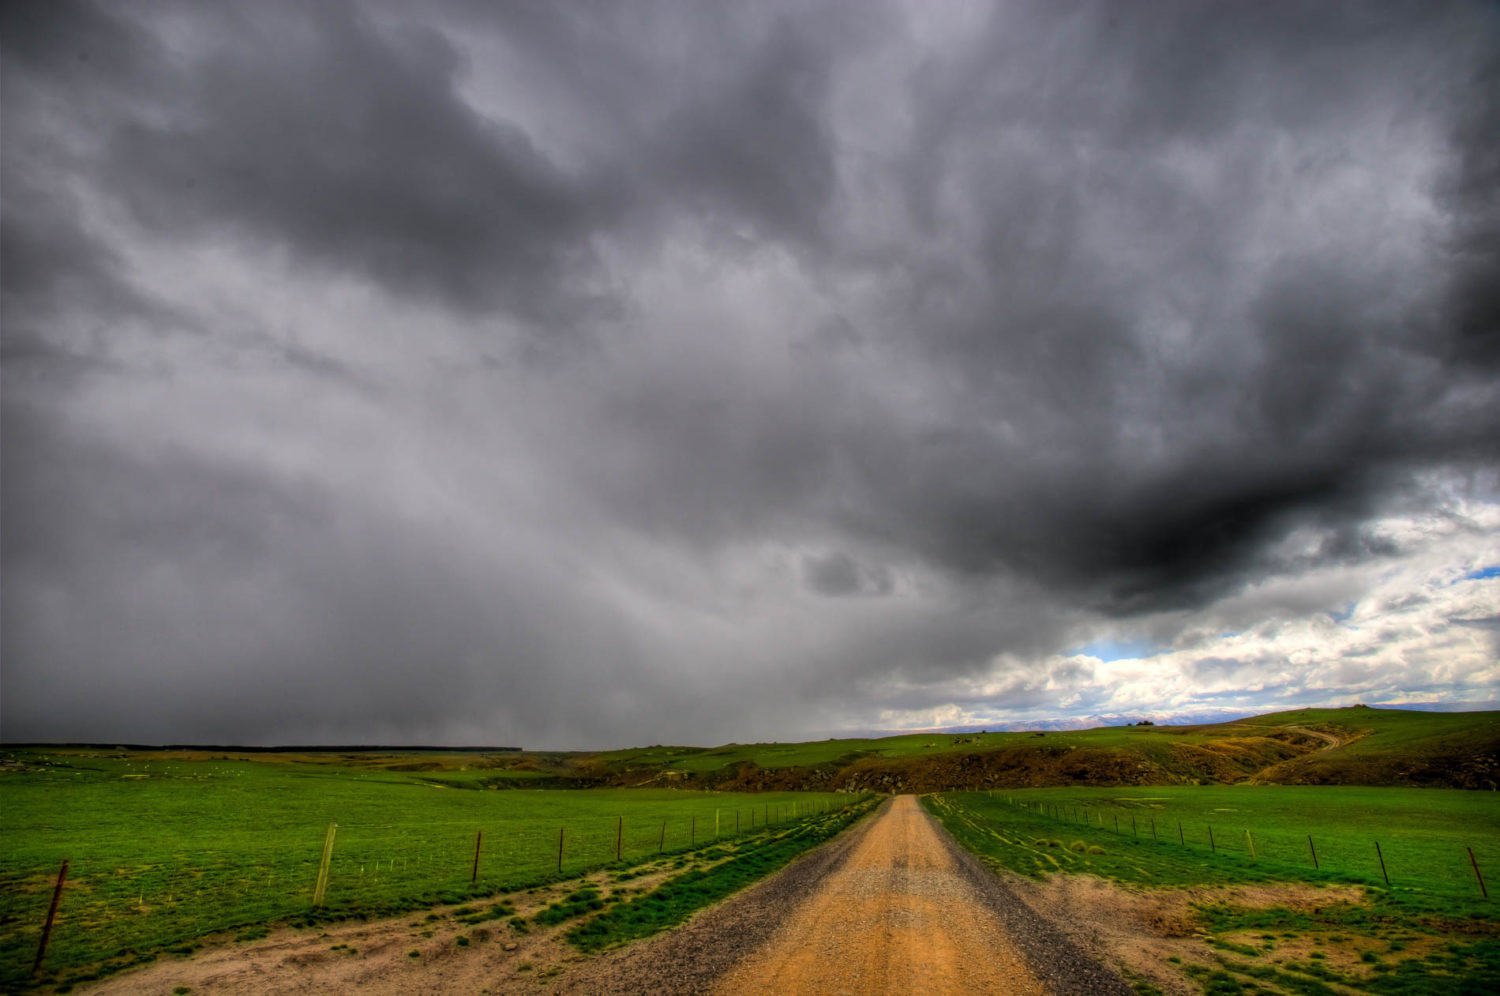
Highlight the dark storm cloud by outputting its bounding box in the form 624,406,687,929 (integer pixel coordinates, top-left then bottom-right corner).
812,0,1500,611
105,1,620,326
1444,43,1500,370
802,551,894,598
3,0,1497,745
8,0,850,334
0,408,663,745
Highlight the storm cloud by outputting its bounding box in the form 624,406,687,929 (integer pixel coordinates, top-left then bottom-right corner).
3,0,1497,747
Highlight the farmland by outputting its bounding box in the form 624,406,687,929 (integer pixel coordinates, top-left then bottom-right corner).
458,705,1500,793
927,787,1500,994
3,705,1497,992
0,748,854,990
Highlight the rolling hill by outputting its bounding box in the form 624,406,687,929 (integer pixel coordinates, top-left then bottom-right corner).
438,705,1500,793
13,706,1495,793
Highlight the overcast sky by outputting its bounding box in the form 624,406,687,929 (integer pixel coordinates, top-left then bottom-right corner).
3,0,1497,748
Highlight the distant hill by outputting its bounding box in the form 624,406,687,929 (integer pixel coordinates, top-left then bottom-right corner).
11,706,1495,792
573,705,1500,793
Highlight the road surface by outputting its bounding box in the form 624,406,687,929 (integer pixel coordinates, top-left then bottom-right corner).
560,795,1131,995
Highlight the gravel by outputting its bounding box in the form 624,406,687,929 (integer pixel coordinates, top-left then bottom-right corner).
552,802,881,995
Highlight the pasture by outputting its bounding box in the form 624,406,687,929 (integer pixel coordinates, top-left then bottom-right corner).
929,785,1499,910
0,748,851,989
928,787,1500,994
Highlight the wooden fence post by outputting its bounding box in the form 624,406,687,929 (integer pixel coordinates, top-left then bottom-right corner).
1208,826,1216,853
1468,847,1488,898
29,859,68,977
471,830,483,883
1150,817,1157,841
1178,821,1184,846
1308,835,1319,870
691,816,696,845
1375,841,1389,885
658,820,666,853
557,827,565,874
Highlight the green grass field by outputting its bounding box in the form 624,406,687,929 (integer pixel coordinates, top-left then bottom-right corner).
0,749,853,990
927,787,1500,995
928,786,1499,910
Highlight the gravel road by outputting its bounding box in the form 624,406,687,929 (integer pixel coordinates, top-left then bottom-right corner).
559,795,1132,995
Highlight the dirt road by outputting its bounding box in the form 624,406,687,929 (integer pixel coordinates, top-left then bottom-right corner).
711,794,1044,994
560,795,1130,995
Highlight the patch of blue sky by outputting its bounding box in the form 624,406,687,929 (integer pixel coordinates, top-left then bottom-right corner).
1329,601,1358,624
1464,565,1500,581
1069,638,1160,662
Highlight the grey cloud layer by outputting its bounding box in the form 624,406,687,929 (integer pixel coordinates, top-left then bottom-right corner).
2,0,1497,745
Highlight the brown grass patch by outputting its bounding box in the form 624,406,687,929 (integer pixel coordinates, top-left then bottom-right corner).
1004,873,1368,996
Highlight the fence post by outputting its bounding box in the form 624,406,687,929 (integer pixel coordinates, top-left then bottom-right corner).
29,859,68,977
1375,841,1389,885
1208,826,1216,853
313,823,337,907
557,827,565,874
1178,821,1184,845
471,830,483,883
1150,817,1157,841
1308,835,1319,869
1132,815,1137,838
691,816,696,845
616,816,623,862
1114,814,1119,833
1468,847,1488,898
658,820,666,853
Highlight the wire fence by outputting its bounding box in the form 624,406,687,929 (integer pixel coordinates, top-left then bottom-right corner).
4,794,859,987
981,792,1493,899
